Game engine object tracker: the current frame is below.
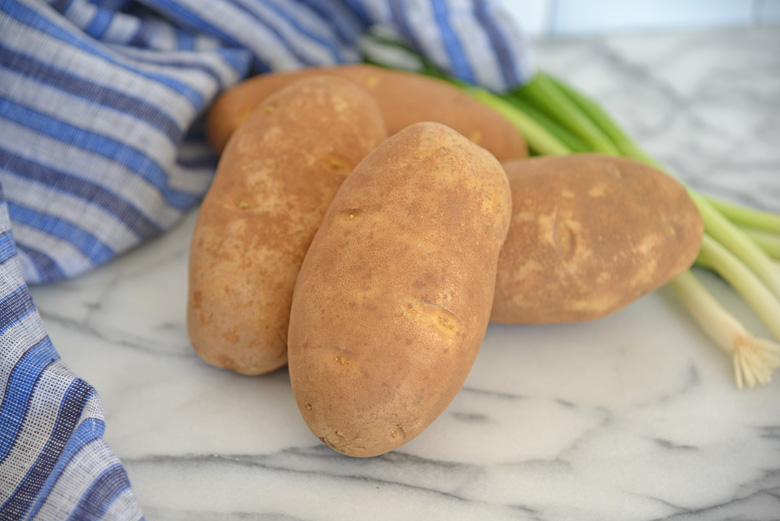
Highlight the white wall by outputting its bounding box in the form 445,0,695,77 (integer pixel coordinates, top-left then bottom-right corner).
497,0,780,37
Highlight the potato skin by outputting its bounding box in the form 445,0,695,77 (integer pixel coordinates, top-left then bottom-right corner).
288,122,511,457
207,64,527,161
491,154,704,324
187,77,387,375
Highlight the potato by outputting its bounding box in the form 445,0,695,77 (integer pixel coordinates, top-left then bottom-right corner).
491,155,704,324
288,122,511,457
187,77,387,375
207,64,527,161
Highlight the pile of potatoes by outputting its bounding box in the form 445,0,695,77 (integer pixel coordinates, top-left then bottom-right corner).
188,65,703,457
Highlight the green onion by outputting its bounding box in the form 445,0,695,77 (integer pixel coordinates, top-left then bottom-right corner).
705,196,780,234
512,74,621,156
541,73,660,168
738,227,780,260
467,88,570,156
504,96,593,153
690,193,780,299
697,234,780,343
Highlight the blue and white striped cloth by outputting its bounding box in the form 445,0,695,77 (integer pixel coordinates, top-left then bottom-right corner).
0,0,532,518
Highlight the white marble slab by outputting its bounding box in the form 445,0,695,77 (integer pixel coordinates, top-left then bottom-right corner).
29,27,780,520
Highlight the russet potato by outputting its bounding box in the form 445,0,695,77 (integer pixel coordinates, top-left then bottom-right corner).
491,154,704,324
187,77,386,375
206,64,528,161
288,122,511,457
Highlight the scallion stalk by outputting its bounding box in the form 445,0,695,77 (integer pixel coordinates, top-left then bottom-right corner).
503,96,593,153
696,234,780,343
512,74,620,156
467,88,570,156
541,74,661,168
690,193,780,299
705,196,780,234
738,227,780,260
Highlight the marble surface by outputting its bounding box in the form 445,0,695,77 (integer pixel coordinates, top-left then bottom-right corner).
29,27,780,520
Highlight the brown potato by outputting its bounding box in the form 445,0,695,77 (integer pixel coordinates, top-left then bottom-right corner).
288,122,511,457
491,154,704,324
187,77,387,375
207,64,527,161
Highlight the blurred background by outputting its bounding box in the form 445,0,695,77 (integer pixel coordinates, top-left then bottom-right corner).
497,0,780,37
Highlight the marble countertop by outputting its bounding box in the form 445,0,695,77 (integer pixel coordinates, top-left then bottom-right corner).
29,27,780,520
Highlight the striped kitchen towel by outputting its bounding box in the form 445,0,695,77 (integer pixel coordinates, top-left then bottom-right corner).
0,0,532,518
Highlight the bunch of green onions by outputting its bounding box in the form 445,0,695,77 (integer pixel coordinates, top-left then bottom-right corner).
360,30,780,389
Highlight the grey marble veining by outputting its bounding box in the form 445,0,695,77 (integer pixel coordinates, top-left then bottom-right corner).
29,27,780,520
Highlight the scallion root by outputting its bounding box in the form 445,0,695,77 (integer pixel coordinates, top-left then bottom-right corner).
732,335,780,389
671,270,780,389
